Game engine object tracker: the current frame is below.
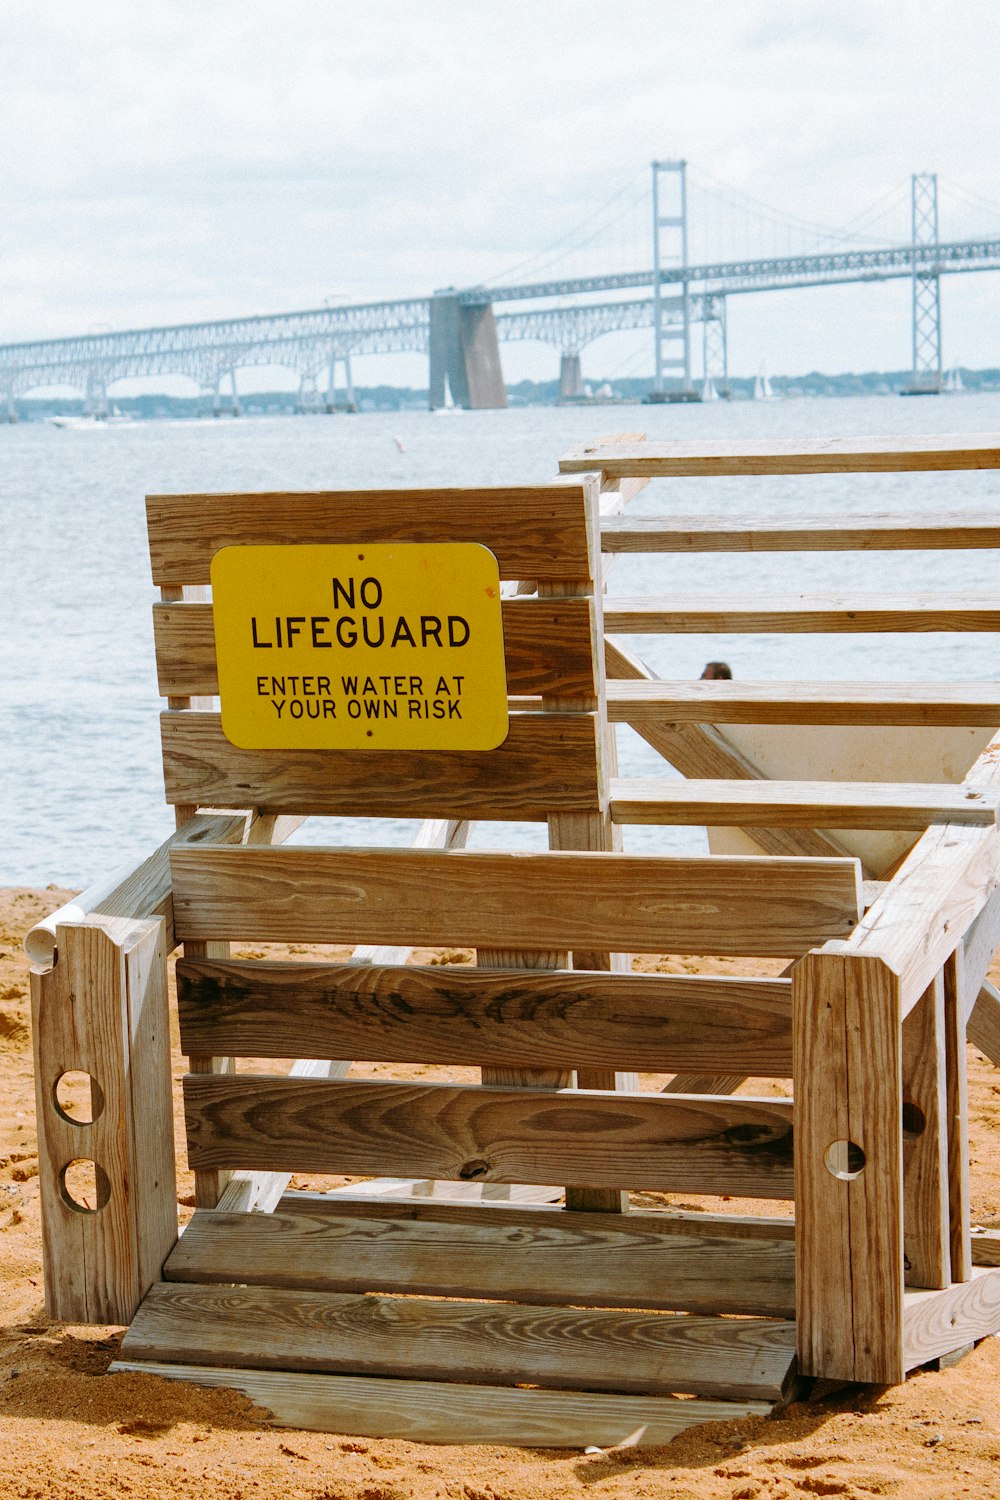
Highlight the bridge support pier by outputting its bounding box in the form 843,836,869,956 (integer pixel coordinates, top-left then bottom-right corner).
429,293,506,409
559,352,584,401
211,372,241,417
326,352,358,413
85,371,109,419
2,390,17,423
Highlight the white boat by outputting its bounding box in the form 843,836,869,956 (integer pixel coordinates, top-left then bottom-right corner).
753,369,779,401
48,414,109,431
944,367,965,394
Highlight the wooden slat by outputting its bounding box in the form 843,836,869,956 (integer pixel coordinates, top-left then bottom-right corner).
607,679,1000,728
160,710,602,820
603,593,1000,634
944,950,972,1282
164,1199,796,1316
120,1281,797,1399
902,1267,1000,1370
106,1363,773,1445
794,952,904,1383
562,434,1000,478
153,596,598,700
969,980,1000,1066
176,959,794,1074
146,485,595,586
183,1075,795,1198
972,1229,1000,1267
169,846,862,956
611,777,1000,830
605,637,848,862
901,975,950,1288
600,511,1000,554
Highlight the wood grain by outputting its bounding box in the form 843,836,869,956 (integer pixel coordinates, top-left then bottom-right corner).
160,710,602,820
169,845,862,956
610,777,999,830
969,980,1000,1066
600,511,1000,554
793,951,904,1383
175,959,794,1074
943,949,972,1282
562,433,1000,478
153,595,598,700
902,1267,1000,1369
164,1199,796,1316
183,1075,795,1198
105,1363,774,1445
901,975,950,1288
120,1281,797,1399
146,485,595,586
607,679,1000,728
603,593,1000,634
30,920,176,1324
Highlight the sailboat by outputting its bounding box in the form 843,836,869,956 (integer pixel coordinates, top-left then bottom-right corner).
753,368,779,401
701,377,719,402
944,368,965,394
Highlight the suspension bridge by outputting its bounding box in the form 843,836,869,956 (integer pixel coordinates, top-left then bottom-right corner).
2,166,999,416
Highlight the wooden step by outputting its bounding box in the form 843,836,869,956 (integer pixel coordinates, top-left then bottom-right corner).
610,777,1000,830
606,679,1000,728
603,593,1000,634
164,1198,796,1318
119,1281,797,1401
107,1362,775,1446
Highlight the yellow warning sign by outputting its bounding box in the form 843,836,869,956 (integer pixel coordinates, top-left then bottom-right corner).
211,543,509,750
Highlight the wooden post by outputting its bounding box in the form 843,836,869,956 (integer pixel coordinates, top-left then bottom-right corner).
901,973,950,1288
793,949,905,1383
30,918,177,1324
943,949,972,1281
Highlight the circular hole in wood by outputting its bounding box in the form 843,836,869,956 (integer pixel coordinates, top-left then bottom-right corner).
59,1159,111,1214
53,1071,104,1126
902,1101,927,1138
824,1140,866,1181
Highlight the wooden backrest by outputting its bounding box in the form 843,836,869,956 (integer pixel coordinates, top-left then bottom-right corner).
148,483,605,822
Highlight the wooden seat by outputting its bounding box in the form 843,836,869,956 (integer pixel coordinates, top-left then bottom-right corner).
27,434,1000,1446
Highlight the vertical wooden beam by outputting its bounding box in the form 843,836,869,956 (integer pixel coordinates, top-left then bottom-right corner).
794,949,904,1382
901,973,950,1288
30,919,176,1324
943,948,972,1282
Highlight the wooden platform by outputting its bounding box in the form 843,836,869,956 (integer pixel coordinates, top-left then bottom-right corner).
113,1195,800,1442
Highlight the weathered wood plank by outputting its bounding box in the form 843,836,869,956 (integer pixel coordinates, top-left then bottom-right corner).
610,778,999,830
902,1267,1000,1369
176,960,793,1074
943,950,972,1282
30,920,176,1324
120,1281,797,1399
153,596,598,700
562,434,1000,479
604,593,1000,634
169,845,862,956
106,1363,773,1445
605,637,847,861
607,679,1000,728
794,952,904,1383
164,1199,796,1316
901,975,950,1289
600,511,1000,554
969,980,1000,1065
183,1076,796,1198
960,891,1000,1015
161,710,602,820
972,1229,1000,1267
146,485,595,586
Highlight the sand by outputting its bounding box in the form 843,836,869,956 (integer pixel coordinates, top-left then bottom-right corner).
2,884,1000,1500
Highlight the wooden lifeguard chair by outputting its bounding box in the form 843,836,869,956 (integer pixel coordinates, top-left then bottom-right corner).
27,438,1000,1447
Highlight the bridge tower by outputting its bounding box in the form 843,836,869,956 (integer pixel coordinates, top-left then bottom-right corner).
650,159,695,401
701,294,729,399
904,173,943,395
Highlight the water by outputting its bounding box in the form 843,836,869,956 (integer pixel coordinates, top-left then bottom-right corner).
3,393,1000,888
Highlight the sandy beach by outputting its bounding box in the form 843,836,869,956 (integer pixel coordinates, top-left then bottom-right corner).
3,884,1000,1500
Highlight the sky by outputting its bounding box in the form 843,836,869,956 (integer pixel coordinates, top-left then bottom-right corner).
2,0,1000,385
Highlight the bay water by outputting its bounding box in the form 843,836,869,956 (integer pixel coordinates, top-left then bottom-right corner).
3,393,1000,888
